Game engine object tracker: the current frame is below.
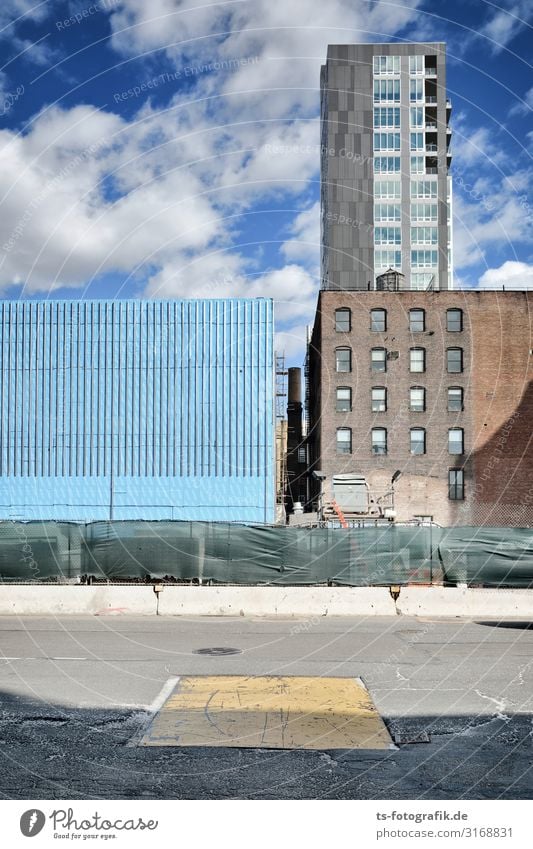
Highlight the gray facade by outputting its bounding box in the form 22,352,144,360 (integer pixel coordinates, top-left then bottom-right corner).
321,43,452,291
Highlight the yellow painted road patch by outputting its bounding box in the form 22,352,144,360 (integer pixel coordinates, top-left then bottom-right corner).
139,676,392,750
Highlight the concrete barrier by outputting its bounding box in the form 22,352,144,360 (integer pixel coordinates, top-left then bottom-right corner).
396,587,533,618
0,585,531,617
157,586,397,616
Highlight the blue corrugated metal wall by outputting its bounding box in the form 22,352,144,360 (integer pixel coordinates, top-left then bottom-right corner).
0,299,274,522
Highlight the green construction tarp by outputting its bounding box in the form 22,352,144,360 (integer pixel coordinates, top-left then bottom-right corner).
0,521,531,587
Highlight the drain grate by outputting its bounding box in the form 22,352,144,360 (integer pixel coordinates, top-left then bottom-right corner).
193,647,242,656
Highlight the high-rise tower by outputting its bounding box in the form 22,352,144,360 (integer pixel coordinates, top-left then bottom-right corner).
320,43,453,290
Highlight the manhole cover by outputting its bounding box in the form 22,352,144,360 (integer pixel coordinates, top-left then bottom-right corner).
193,647,242,656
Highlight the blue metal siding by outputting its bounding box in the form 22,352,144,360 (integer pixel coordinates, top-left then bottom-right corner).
0,298,274,522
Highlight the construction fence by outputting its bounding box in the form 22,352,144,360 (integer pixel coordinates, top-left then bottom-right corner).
0,521,532,588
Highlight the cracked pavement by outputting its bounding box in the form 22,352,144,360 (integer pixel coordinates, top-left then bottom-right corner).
0,614,531,799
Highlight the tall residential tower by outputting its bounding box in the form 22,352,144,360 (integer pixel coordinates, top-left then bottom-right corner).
320,43,453,291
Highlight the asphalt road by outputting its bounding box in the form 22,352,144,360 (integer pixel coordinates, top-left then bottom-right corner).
0,614,531,799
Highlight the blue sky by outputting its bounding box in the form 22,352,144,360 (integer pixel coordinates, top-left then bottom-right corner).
0,0,531,362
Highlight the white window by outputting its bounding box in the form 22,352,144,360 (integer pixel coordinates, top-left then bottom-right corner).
410,155,425,174
410,428,426,455
410,132,424,151
374,156,401,173
371,348,387,372
409,309,425,332
374,202,401,221
411,249,438,268
374,226,401,245
374,180,401,199
410,347,426,373
410,106,424,127
374,249,402,268
374,107,400,128
448,428,464,455
448,387,463,412
336,428,352,454
410,179,438,198
409,55,424,75
335,347,351,373
410,202,438,221
411,272,436,289
372,387,387,412
336,387,352,412
371,428,387,455
411,226,438,244
373,55,400,75
373,79,400,102
335,308,351,332
410,78,424,102
410,386,425,411
371,308,387,332
374,132,401,151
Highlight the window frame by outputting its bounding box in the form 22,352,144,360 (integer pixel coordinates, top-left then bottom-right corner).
448,427,464,455
447,347,463,374
336,386,352,413
370,308,387,332
335,346,352,373
448,468,464,500
409,385,426,412
371,386,387,413
409,308,426,333
447,386,464,412
371,427,388,455
410,427,426,455
336,427,352,455
409,346,426,373
335,308,351,333
371,347,387,373
446,308,463,332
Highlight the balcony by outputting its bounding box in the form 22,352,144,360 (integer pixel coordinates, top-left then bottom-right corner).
424,68,437,77
426,143,438,152
425,95,437,104
425,122,438,131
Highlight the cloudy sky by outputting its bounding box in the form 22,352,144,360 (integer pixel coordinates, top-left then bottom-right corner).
0,0,531,361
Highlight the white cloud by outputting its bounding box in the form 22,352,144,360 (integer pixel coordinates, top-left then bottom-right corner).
478,0,532,51
509,85,533,117
478,260,533,289
281,201,320,264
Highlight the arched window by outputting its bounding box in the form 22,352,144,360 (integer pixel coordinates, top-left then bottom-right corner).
335,308,351,332
447,347,463,373
409,386,425,411
409,308,425,332
409,347,426,372
448,428,464,455
336,427,352,454
371,347,387,372
371,427,387,455
335,347,352,373
336,387,352,412
372,387,387,412
410,427,426,455
448,387,463,411
447,309,463,332
371,308,387,332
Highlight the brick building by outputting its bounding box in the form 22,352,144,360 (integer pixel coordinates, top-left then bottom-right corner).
307,290,533,526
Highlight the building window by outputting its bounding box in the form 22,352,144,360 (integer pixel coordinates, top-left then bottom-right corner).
410,132,424,151
448,387,464,412
448,428,464,455
411,226,438,245
410,427,426,455
410,347,426,372
336,347,352,373
410,106,424,127
410,179,438,198
371,347,387,372
372,386,387,412
374,156,401,173
374,226,401,245
373,79,400,102
374,249,402,269
448,469,464,500
374,180,401,199
336,387,352,412
374,202,401,221
410,155,425,174
409,309,425,332
410,386,426,411
447,347,463,373
410,78,424,102
411,249,438,268
447,308,463,332
372,427,387,455
297,445,307,463
335,308,351,332
410,202,438,221
371,308,387,331
374,132,401,151
374,107,401,128
373,55,400,75
409,55,425,75
336,427,352,454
